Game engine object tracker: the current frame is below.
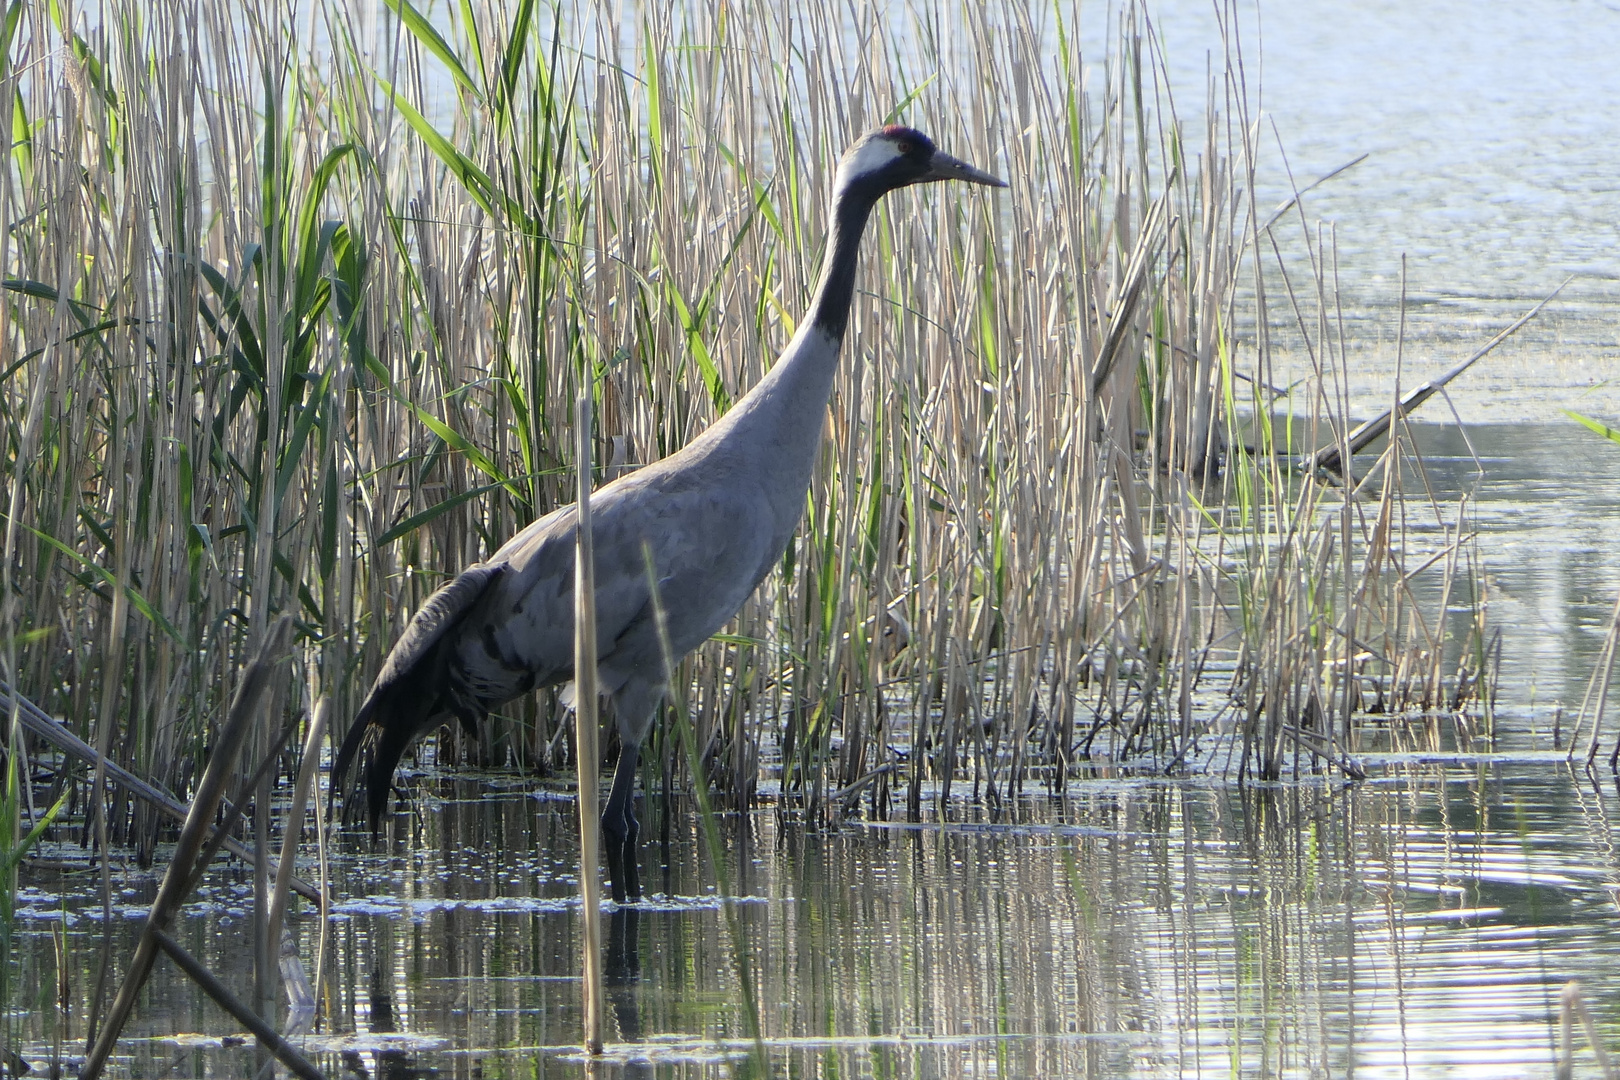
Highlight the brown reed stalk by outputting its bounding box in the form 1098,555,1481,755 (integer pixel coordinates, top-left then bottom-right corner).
0,0,1495,888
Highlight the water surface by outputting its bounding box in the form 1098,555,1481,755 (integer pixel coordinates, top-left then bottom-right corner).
16,759,1620,1078
14,412,1620,1077
1117,0,1620,421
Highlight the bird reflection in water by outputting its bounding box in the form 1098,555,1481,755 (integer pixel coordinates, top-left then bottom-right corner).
605,905,643,1043
604,905,657,1077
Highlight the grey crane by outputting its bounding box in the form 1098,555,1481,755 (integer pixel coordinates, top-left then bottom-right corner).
334,124,1005,902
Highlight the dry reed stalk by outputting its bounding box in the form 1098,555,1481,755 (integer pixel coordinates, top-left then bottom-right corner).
1574,589,1620,765
149,927,324,1080
266,696,328,1002
1559,979,1619,1080
572,395,604,1055
81,616,293,1080
0,681,320,901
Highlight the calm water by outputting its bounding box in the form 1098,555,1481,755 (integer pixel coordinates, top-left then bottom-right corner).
16,761,1620,1078
1116,0,1620,423
1407,423,1620,737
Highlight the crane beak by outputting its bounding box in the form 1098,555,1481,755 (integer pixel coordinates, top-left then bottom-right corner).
919,150,1008,188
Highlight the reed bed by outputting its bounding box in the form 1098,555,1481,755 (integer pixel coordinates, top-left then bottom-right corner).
0,0,1489,864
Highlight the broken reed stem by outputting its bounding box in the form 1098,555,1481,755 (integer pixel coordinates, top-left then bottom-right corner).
150,928,324,1080
309,757,332,1026
573,394,604,1056
81,615,294,1080
184,716,304,900
266,697,328,999
1574,587,1620,764
1308,280,1571,475
0,684,320,903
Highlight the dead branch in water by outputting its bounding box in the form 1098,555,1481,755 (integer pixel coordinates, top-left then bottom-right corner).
151,928,323,1080
0,679,322,904
80,618,318,1080
1305,280,1571,476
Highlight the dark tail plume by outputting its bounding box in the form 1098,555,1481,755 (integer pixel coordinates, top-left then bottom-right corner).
331,686,450,831
332,563,504,830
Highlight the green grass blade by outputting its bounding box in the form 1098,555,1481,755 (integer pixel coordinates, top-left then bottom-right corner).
18,522,183,644
664,281,729,414
398,396,523,501
293,144,356,307
1564,409,1620,447
0,0,23,64
382,0,484,102
456,0,487,92
376,75,499,216
375,478,511,546
496,0,536,126
2,787,70,874
881,71,937,124
275,369,332,505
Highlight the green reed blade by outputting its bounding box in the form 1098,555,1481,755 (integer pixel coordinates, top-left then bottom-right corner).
383,0,484,103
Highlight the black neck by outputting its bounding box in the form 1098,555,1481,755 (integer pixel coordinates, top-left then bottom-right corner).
806,185,882,340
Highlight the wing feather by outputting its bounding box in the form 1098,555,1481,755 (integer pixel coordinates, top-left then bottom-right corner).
338,451,785,830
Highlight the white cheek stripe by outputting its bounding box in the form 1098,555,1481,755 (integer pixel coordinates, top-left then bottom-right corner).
839,138,903,184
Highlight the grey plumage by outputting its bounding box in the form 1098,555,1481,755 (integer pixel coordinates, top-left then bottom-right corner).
334,124,1005,901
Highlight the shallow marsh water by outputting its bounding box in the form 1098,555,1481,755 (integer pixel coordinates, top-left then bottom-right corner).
11,420,1620,1076
16,762,1620,1078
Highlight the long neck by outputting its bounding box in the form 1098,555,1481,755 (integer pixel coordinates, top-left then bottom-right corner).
805,186,880,341
682,183,883,548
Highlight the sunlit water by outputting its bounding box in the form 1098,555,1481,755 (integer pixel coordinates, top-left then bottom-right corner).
1118,0,1620,423
15,761,1620,1078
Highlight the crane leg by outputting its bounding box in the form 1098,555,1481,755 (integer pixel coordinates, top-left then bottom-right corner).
602,739,642,903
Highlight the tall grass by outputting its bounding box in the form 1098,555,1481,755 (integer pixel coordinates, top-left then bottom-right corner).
0,0,1486,864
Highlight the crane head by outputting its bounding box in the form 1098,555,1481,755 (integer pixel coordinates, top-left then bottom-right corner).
835,124,1007,197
